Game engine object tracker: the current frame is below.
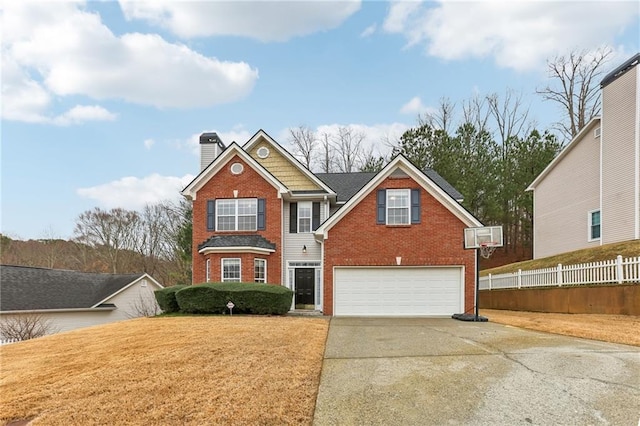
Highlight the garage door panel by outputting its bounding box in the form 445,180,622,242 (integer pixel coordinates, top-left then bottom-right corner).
334,267,463,316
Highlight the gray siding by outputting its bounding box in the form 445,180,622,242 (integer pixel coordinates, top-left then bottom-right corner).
601,66,639,243
283,201,327,263
533,125,601,258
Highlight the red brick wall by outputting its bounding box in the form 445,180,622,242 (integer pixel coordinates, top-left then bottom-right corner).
192,155,282,284
322,176,476,315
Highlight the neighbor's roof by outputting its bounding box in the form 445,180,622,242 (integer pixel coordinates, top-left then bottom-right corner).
0,265,152,312
317,168,463,203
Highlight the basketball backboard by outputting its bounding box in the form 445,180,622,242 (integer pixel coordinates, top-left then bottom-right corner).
464,226,503,249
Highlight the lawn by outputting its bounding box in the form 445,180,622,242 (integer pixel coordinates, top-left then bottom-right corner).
0,316,329,425
482,240,640,276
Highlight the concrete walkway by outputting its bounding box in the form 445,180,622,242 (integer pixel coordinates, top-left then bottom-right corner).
313,317,640,425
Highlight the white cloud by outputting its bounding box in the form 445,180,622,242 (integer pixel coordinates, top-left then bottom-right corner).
383,1,639,71
399,96,436,116
143,138,155,150
119,0,361,41
360,23,377,38
2,1,259,123
77,173,195,210
53,105,117,126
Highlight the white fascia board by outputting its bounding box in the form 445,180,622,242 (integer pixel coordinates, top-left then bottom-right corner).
243,130,337,197
314,155,482,240
181,142,289,200
526,117,601,191
198,246,275,255
91,274,164,308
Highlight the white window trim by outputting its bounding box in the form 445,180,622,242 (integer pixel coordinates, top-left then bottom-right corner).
254,258,267,283
588,209,601,241
221,258,241,282
206,258,211,282
386,189,410,225
216,198,257,231
298,201,312,233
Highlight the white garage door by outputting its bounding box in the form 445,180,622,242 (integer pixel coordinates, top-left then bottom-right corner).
334,267,463,316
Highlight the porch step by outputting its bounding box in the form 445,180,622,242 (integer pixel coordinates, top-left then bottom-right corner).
287,310,325,317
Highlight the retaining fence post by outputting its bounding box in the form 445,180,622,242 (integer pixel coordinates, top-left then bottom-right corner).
616,255,624,284
517,269,522,289
488,273,492,290
557,264,563,287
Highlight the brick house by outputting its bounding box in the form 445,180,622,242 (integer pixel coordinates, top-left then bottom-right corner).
182,130,482,316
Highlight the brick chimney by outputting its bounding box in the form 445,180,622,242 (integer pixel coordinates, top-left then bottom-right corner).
199,132,226,171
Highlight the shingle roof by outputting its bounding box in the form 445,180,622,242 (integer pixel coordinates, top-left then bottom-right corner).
198,235,277,251
316,168,463,202
0,265,144,312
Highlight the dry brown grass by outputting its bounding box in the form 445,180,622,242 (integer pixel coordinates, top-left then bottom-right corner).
482,240,640,276
481,309,640,346
0,316,329,426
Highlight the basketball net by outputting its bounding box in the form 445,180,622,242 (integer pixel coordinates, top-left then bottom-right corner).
479,243,497,259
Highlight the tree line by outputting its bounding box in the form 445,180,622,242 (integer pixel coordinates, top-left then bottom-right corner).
1,199,192,286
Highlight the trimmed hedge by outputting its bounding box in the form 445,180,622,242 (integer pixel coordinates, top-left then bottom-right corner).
175,283,293,315
154,285,189,313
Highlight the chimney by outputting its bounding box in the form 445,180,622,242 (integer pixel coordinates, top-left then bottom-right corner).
199,132,226,171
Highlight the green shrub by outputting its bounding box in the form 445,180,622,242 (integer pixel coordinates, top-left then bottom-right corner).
175,283,293,315
154,285,189,313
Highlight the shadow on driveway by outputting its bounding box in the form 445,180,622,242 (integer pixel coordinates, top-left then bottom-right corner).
313,317,640,425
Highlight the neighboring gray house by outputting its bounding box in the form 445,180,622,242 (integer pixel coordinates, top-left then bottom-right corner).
527,53,640,258
0,265,163,337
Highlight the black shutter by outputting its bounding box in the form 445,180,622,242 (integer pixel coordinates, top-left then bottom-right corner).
289,202,297,233
207,200,215,231
376,190,386,224
257,199,266,230
312,202,321,231
411,189,420,224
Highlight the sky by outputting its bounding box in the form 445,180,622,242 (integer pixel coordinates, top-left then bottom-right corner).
2,1,639,241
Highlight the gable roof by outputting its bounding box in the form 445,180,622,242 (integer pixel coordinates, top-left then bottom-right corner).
315,155,482,239
527,117,601,191
317,169,463,203
182,142,289,200
243,130,337,196
0,265,163,312
601,53,640,88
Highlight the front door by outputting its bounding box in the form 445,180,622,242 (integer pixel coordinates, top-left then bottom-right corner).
295,268,315,309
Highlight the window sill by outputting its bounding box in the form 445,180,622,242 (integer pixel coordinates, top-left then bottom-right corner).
385,224,412,228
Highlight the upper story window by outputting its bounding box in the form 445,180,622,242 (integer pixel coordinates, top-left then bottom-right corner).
217,198,257,231
207,198,265,232
589,210,601,241
386,189,410,225
298,202,312,233
377,188,420,225
289,201,320,233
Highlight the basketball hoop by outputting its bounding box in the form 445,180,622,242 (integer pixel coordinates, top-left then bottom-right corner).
479,243,498,259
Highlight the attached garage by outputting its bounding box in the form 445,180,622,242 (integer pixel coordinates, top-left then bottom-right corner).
333,267,464,316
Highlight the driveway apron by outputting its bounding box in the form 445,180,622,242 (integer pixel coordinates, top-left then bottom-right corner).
313,317,640,426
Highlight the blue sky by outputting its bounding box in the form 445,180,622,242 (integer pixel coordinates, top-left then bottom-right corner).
2,1,639,241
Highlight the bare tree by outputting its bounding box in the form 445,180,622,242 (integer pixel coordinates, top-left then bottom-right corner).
38,226,66,269
332,125,366,173
462,94,490,133
420,97,456,133
288,125,317,169
0,315,58,341
537,47,613,141
319,132,335,173
487,89,531,147
74,208,140,273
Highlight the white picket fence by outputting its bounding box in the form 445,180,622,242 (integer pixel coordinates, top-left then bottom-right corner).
480,255,640,290
0,338,21,346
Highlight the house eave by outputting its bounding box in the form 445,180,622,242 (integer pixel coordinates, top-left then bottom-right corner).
527,117,601,191
0,306,118,314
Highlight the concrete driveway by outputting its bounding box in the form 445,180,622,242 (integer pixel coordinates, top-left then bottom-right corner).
313,317,640,426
